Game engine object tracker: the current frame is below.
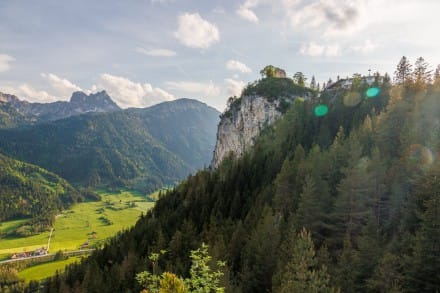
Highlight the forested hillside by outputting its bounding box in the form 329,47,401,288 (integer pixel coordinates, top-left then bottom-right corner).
0,153,81,231
18,61,440,292
126,99,220,170
0,99,219,192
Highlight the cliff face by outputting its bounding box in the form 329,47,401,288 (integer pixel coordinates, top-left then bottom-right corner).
211,95,282,168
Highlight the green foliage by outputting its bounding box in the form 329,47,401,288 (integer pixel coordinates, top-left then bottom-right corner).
242,77,313,103
259,65,285,78
186,244,225,292
136,245,225,293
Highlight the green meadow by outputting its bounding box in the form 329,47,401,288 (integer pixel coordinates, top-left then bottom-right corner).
0,190,154,271
18,256,82,283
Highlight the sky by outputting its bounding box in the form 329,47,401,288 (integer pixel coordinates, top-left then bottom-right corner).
1,0,440,111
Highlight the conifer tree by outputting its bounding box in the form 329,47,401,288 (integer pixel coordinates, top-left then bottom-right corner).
394,56,412,86
413,57,431,90
278,228,336,293
310,75,316,90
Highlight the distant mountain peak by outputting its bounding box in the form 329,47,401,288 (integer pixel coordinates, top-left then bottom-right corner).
70,91,88,102
0,90,121,124
69,91,120,110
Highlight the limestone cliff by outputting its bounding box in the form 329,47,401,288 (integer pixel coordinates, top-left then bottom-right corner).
211,95,282,168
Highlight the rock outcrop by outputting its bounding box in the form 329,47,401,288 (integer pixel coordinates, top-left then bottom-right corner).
0,90,121,124
211,95,282,168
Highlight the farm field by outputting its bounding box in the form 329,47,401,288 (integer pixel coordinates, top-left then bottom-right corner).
0,189,154,260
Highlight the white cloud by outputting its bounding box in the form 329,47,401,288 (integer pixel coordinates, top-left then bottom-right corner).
0,84,58,103
41,73,82,98
0,54,15,73
283,0,366,36
98,74,174,108
349,39,379,54
175,13,220,49
300,42,340,57
224,78,245,97
136,47,177,57
226,60,252,73
165,80,220,97
237,0,259,23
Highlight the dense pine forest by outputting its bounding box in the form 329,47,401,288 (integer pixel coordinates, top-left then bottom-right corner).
3,58,440,292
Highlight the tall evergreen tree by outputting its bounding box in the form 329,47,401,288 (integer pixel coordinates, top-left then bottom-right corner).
394,56,413,85
413,57,431,90
276,228,335,293
310,75,317,90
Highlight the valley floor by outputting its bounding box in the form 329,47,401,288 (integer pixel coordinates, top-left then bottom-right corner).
0,189,155,282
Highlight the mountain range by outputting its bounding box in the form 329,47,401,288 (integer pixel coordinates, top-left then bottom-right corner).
0,91,120,127
0,96,220,192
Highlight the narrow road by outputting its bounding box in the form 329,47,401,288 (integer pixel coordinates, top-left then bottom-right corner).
47,228,54,252
0,249,95,265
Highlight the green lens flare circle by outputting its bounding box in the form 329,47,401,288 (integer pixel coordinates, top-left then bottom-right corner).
314,104,328,117
366,87,380,98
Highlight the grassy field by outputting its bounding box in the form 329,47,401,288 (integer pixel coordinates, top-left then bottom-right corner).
0,189,154,258
18,256,82,282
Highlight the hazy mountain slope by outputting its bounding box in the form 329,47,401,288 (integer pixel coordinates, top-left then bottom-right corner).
132,98,220,169
0,99,220,191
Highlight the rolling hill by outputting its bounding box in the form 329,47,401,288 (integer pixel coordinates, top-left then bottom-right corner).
0,152,81,230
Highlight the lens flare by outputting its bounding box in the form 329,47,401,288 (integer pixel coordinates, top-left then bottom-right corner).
343,92,362,107
314,104,328,117
366,87,380,98
407,144,435,168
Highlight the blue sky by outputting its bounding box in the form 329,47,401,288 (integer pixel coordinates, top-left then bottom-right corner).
1,0,440,111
